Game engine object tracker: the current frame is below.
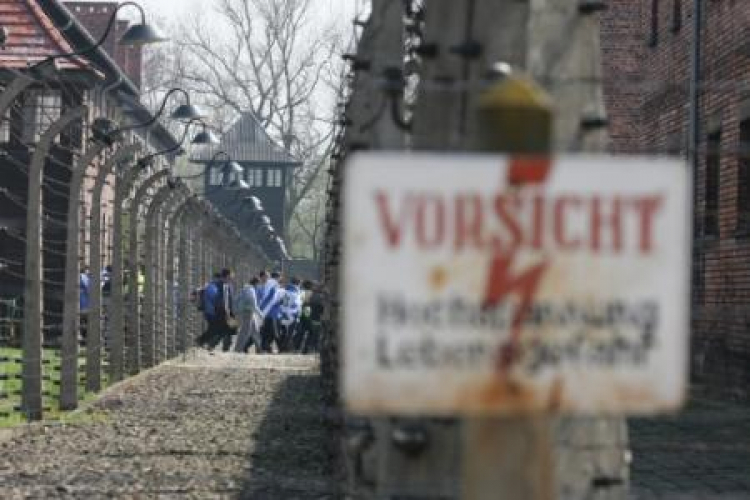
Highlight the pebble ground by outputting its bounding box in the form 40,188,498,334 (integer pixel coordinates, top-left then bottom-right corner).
0,351,338,499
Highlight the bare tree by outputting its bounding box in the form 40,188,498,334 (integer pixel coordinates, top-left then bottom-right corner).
148,0,346,249
289,164,328,260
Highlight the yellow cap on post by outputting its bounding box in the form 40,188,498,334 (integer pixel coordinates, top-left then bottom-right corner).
476,74,553,155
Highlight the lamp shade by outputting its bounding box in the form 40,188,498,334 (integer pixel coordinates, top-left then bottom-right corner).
191,129,220,145
119,23,169,46
170,103,206,121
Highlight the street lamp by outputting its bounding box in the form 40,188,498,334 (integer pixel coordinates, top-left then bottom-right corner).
32,1,167,72
191,126,220,145
109,88,205,141
137,118,219,169
177,151,243,186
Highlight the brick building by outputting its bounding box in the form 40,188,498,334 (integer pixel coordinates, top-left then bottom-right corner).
602,0,750,396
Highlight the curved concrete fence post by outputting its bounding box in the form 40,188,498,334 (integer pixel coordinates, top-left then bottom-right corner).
60,141,107,411
158,189,188,362
0,72,35,117
109,164,148,382
175,201,195,354
192,205,207,351
166,205,183,357
142,184,175,368
88,145,140,391
164,193,189,359
144,185,187,366
22,106,86,421
158,189,187,361
126,169,170,375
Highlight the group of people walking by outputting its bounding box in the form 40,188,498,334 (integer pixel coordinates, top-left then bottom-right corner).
195,268,324,355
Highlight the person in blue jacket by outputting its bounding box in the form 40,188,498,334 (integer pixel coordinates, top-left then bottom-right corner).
197,269,235,351
79,266,91,341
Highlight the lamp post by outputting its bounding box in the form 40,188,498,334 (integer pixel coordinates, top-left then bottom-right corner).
107,88,206,143
175,151,246,194
137,119,220,169
33,1,166,72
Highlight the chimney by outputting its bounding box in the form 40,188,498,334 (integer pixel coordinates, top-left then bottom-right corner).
64,2,143,89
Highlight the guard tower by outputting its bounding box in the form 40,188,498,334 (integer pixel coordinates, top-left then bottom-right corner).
191,112,300,241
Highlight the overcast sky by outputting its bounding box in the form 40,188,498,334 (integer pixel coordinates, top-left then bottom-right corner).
110,0,361,32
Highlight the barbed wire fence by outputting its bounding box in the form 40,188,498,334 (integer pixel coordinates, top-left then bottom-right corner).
310,0,750,497
0,63,271,424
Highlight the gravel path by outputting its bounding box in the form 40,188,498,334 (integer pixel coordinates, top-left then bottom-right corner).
0,351,339,499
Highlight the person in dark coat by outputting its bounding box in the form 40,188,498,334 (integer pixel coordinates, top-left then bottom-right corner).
198,269,236,351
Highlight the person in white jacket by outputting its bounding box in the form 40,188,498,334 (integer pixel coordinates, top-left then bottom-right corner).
235,276,264,353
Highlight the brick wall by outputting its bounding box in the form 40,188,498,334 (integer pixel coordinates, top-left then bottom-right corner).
602,0,750,398
601,1,646,153
64,2,143,88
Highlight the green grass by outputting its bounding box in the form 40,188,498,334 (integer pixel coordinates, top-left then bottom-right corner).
0,347,110,428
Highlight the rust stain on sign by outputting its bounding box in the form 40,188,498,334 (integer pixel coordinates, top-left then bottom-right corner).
429,265,449,291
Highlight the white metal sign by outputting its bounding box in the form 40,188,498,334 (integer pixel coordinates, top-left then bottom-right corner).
342,153,690,416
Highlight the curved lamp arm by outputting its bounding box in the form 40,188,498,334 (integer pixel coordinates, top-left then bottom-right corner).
137,118,205,168
35,2,147,67
113,88,191,134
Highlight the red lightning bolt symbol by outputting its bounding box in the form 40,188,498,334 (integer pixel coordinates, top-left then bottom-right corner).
483,156,552,373
482,251,548,372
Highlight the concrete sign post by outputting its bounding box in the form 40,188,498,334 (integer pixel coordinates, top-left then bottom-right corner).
343,153,690,417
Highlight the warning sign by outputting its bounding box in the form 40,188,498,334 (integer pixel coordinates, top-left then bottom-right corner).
342,153,690,416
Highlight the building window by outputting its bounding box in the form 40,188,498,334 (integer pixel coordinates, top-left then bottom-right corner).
671,0,682,32
209,166,224,186
22,90,62,143
648,0,659,47
704,130,721,238
267,168,283,187
737,120,750,234
247,168,264,187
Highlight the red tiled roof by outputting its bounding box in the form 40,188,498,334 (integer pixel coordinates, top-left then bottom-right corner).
0,0,92,71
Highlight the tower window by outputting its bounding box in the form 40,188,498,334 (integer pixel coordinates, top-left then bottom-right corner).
267,168,283,187
247,168,264,187
209,167,223,186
